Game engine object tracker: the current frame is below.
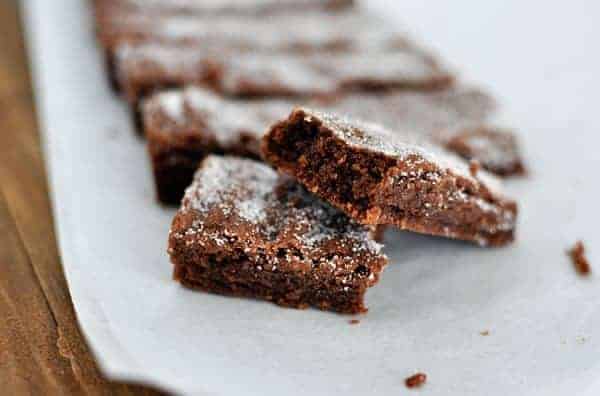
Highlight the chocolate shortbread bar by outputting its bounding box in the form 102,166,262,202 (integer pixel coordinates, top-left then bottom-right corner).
97,10,416,92
114,43,453,104
168,156,387,313
97,11,414,56
263,108,518,246
142,87,523,204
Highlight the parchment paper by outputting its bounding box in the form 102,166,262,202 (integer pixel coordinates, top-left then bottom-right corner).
22,0,600,395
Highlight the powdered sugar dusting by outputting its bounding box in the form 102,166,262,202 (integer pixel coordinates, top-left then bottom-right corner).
154,87,294,145
184,156,277,223
313,51,448,85
158,91,185,123
115,42,208,77
456,128,520,170
219,54,337,96
180,156,383,256
331,88,495,140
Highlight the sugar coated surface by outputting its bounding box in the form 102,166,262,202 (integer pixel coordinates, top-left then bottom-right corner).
178,156,383,256
150,88,295,145
115,40,448,96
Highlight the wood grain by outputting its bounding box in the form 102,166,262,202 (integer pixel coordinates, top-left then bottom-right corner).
0,2,167,395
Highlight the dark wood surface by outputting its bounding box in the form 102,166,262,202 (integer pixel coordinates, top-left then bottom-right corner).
0,2,167,395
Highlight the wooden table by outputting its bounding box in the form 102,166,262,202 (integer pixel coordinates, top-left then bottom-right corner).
0,3,166,395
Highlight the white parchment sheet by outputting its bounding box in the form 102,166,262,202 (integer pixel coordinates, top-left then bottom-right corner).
22,0,600,395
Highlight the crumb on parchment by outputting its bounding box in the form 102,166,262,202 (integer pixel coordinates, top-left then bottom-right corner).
568,241,591,276
405,373,427,389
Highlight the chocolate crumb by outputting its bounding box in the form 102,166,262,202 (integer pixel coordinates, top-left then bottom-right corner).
469,159,481,177
568,241,591,276
405,373,427,389
480,330,490,336
349,319,361,325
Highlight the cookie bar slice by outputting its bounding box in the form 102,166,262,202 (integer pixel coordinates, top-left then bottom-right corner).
97,10,418,89
168,156,387,313
114,43,453,105
262,108,518,246
97,11,415,57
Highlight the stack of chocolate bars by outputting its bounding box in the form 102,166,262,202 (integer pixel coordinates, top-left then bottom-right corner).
94,0,523,313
